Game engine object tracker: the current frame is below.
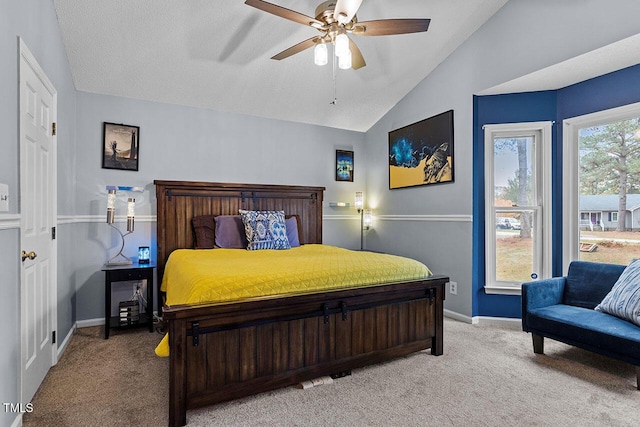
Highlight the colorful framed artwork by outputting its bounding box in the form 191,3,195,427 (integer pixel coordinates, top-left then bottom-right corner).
102,122,140,171
388,110,454,189
336,149,354,182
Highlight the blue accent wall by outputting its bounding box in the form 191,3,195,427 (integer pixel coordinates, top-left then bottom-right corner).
473,64,640,318
473,92,557,318
558,65,640,120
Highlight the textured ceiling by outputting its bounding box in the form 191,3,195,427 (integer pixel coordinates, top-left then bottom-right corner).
53,0,509,132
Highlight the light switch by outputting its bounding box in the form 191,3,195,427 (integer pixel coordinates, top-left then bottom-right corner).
0,183,8,212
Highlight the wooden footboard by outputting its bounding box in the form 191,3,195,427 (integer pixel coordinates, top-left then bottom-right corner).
154,181,447,427
165,277,446,427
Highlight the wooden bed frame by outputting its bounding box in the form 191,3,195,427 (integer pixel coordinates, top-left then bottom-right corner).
155,180,447,427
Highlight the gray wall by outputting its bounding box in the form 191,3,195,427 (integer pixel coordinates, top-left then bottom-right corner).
3,0,640,422
1,0,77,424
0,229,20,427
71,91,366,321
364,0,640,317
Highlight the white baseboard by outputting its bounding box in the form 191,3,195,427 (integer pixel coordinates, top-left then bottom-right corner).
444,309,522,329
76,312,159,328
56,324,77,362
76,318,104,328
444,309,474,323
473,316,522,329
10,413,22,427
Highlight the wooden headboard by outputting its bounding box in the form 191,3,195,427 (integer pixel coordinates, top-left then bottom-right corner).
154,180,325,291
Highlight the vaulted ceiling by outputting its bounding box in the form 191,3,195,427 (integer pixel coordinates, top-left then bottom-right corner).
53,0,509,132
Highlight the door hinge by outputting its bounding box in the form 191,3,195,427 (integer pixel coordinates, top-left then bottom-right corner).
51,226,56,240
52,331,56,344
52,122,56,136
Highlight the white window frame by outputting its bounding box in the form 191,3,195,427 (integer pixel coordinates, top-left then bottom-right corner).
484,122,553,295
562,101,640,273
610,212,618,223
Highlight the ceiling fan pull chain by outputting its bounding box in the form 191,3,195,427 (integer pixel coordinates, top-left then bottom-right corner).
331,43,337,105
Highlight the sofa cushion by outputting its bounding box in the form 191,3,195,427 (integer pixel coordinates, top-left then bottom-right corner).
526,304,640,364
564,261,626,309
595,259,640,327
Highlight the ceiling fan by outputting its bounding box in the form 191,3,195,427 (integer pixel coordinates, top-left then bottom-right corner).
245,0,431,70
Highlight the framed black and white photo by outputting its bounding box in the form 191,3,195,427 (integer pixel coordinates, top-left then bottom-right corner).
102,122,140,171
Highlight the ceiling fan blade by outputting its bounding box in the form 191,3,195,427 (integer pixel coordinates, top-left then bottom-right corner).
352,19,431,36
333,0,363,24
271,37,320,61
245,0,325,28
349,38,366,70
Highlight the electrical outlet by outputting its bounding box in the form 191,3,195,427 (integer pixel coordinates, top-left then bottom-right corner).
448,281,457,295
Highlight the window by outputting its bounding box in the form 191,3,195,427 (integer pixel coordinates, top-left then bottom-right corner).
484,122,552,294
564,102,640,270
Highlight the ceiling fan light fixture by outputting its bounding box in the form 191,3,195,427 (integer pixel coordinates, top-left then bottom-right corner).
314,42,328,66
245,0,430,74
334,32,350,57
336,11,349,25
338,49,352,69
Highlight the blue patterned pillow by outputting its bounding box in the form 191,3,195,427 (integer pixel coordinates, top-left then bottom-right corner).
595,259,640,326
239,210,291,250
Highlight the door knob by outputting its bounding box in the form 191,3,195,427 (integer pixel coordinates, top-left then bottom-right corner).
21,250,37,262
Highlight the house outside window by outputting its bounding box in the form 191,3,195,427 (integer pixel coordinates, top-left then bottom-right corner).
563,103,640,270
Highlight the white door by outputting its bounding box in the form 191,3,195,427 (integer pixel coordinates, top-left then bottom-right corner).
19,39,57,404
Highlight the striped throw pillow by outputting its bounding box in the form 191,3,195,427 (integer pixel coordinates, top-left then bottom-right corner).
595,259,640,326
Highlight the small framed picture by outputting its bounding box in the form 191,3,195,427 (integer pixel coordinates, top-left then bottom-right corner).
336,150,354,182
102,122,140,171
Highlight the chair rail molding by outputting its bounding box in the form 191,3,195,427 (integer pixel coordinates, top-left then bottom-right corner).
324,214,471,222
0,214,21,230
57,215,157,224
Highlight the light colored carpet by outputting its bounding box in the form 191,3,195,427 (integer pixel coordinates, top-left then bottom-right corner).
24,319,640,427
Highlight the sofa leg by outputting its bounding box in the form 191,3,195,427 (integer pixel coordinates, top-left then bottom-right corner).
532,334,544,354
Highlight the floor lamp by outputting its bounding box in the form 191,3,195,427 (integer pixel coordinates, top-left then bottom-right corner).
355,192,372,250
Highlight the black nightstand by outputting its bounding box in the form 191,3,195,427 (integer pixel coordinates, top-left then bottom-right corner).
102,261,155,339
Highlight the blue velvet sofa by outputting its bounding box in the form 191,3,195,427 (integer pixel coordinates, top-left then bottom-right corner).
522,261,640,389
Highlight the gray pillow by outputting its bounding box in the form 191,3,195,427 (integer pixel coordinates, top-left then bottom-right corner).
214,215,247,249
285,216,300,247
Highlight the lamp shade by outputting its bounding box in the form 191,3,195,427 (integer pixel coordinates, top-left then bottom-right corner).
338,48,352,69
335,33,350,57
355,191,364,210
127,198,135,217
126,198,135,232
106,189,116,224
363,209,372,229
314,42,328,66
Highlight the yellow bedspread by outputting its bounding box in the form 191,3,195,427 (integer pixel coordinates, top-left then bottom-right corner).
155,244,431,356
